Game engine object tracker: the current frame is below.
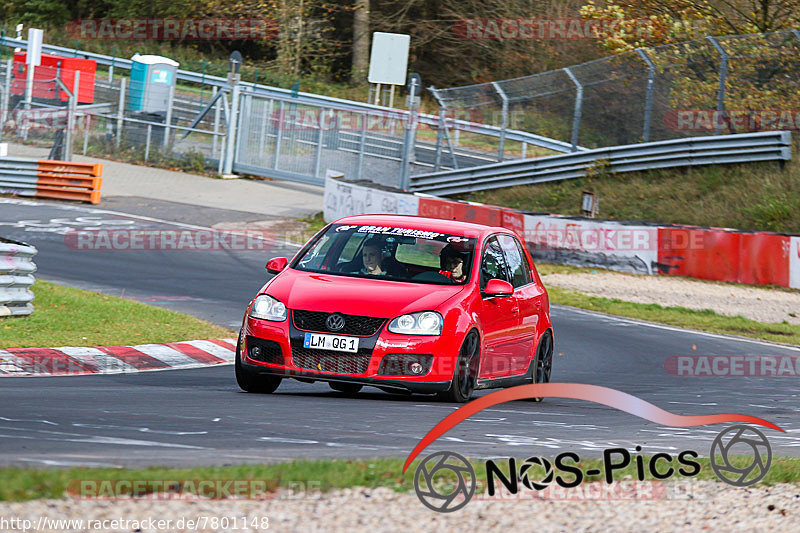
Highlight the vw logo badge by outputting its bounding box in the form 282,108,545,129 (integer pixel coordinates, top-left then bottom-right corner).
326,313,345,332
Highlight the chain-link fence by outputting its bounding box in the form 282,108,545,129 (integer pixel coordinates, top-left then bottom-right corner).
2,31,798,191
430,31,800,152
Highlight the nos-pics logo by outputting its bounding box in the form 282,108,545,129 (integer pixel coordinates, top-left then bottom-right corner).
414,425,772,513
403,384,782,513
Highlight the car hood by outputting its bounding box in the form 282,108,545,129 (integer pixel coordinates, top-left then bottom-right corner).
264,269,467,318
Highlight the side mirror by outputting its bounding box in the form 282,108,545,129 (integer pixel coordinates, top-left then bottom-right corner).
483,278,513,297
266,257,288,274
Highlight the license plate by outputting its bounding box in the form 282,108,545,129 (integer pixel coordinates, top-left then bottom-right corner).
303,333,359,353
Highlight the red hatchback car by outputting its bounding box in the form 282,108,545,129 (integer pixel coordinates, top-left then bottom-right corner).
236,215,554,402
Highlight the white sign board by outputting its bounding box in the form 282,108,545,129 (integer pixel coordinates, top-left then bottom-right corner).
790,236,800,289
324,174,419,223
368,32,410,85
27,28,43,67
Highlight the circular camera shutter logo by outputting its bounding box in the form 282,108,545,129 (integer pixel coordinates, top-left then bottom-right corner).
326,313,345,332
519,456,554,490
414,451,476,513
710,425,772,487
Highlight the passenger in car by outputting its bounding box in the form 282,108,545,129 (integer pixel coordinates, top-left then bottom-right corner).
360,239,386,276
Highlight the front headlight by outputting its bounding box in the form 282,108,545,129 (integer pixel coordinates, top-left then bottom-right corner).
249,294,287,322
388,311,443,336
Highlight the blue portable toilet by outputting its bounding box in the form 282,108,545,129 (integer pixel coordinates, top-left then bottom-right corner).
128,54,179,113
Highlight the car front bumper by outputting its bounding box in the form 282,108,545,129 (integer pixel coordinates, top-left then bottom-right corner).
241,313,461,392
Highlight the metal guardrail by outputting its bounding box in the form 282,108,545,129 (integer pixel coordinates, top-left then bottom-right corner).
0,36,576,155
409,131,793,195
0,237,37,317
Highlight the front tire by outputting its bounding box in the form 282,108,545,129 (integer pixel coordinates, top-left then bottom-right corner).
437,331,480,403
235,338,281,394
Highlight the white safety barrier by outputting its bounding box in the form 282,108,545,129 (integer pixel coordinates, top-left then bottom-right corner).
0,237,37,316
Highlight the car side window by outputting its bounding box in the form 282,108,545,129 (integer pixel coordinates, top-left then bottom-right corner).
480,237,510,290
498,234,531,288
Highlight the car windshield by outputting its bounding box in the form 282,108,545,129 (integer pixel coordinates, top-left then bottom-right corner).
293,224,477,285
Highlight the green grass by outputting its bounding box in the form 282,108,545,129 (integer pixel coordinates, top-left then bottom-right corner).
0,455,797,501
0,280,233,348
533,264,800,345
467,160,800,234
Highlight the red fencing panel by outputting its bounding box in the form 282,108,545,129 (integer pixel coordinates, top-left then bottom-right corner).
501,209,525,237
737,233,790,287
417,198,503,226
658,228,740,282
417,197,457,220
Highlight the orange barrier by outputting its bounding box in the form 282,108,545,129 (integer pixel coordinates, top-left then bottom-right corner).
0,158,103,204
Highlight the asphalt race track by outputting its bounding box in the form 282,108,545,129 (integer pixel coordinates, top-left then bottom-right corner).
1,198,799,467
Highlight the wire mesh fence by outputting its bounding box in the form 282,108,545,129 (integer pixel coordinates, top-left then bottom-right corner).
2,30,798,191
430,30,800,152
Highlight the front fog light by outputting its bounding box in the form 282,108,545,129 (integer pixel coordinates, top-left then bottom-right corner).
250,346,262,359
410,362,423,375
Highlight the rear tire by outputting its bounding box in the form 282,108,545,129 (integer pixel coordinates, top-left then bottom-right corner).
528,331,553,402
437,331,480,403
329,382,363,394
235,338,281,394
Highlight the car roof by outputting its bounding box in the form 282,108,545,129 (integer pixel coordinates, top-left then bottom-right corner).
333,214,506,237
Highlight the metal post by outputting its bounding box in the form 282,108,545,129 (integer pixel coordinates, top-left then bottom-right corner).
82,114,90,155
64,71,79,161
211,86,220,154
492,81,509,161
313,108,325,177
259,98,271,158
116,77,126,148
145,124,152,161
429,87,458,170
223,72,240,175
522,143,527,158
163,80,175,151
399,76,419,190
273,100,284,169
109,45,115,81
707,36,728,135
24,61,34,110
356,112,366,179
236,90,252,162
636,48,655,142
0,59,11,143
563,67,583,151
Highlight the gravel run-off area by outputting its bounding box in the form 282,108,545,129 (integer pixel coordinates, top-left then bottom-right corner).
540,271,800,325
0,482,798,532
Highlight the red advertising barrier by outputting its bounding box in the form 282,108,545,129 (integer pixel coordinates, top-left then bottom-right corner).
417,198,503,227
737,233,791,287
657,228,740,282
501,209,525,237
324,175,798,289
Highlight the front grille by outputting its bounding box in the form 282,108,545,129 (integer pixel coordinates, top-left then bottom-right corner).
293,310,385,336
291,347,371,375
246,336,283,365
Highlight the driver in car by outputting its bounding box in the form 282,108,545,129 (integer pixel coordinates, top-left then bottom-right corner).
360,239,386,276
439,246,467,283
